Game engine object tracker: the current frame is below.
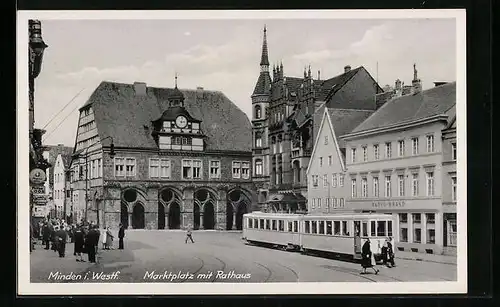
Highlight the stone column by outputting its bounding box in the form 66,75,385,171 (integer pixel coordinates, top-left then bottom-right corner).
128,212,132,229
182,188,194,229
421,212,427,247
164,205,169,230
435,212,443,253
232,210,237,230
408,212,413,244
146,187,159,230
217,189,227,230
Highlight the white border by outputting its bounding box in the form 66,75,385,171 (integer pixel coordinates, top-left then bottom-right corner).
17,9,467,295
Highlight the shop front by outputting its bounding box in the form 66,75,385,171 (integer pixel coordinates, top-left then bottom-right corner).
442,203,457,255
348,198,444,254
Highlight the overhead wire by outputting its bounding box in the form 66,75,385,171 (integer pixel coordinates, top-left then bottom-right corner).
42,88,85,130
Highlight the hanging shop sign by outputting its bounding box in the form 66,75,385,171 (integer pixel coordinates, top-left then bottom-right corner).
29,168,46,185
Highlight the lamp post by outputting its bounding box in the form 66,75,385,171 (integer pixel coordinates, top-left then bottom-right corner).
81,136,115,226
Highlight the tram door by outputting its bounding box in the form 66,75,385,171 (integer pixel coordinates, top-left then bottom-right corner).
353,220,362,260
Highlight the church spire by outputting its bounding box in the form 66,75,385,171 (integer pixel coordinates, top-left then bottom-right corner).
260,25,269,68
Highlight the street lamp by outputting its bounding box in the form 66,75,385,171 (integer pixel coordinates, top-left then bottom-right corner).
80,136,115,225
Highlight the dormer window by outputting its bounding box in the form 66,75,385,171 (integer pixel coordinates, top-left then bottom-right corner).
162,121,171,131
192,122,200,131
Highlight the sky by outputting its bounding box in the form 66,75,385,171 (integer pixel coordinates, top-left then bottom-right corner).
33,18,457,147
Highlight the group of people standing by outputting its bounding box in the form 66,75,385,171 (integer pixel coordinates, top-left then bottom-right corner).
35,219,126,263
360,237,396,274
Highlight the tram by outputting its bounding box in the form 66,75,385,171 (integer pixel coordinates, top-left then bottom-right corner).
242,212,396,263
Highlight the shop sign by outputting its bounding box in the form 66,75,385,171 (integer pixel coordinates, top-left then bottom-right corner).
371,200,406,208
31,185,45,195
32,194,48,205
29,168,46,185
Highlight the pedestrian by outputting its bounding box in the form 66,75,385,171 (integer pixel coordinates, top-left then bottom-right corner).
105,227,114,249
385,237,396,268
73,224,85,262
85,225,98,263
185,224,194,244
55,225,68,258
52,225,59,253
42,222,50,250
118,223,125,250
101,226,108,250
360,238,379,275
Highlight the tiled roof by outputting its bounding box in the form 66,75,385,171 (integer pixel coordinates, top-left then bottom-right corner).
44,145,73,187
326,108,374,148
351,82,456,134
154,106,201,122
86,81,252,152
252,72,272,96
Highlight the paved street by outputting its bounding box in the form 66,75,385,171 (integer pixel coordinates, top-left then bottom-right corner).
31,230,457,283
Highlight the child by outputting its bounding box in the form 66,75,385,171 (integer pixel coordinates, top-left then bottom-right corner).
185,225,194,244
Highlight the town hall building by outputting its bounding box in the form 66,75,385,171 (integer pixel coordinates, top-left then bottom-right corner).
69,78,255,230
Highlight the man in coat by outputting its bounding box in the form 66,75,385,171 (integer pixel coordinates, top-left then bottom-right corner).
118,223,125,250
85,225,99,263
42,223,50,250
55,225,68,257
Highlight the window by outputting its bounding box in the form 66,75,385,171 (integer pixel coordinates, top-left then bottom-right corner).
293,221,298,233
324,136,328,145
333,221,340,235
312,221,317,234
398,140,405,157
426,213,435,224
362,222,368,237
255,105,262,119
426,134,435,152
160,159,171,178
385,142,392,158
377,221,386,236
98,159,102,177
312,175,319,187
272,220,277,231
232,162,241,178
326,221,332,235
398,174,405,196
412,137,419,155
374,144,380,160
373,177,379,197
332,174,337,187
254,159,263,176
399,213,408,223
182,160,193,179
305,221,310,233
339,174,344,187
323,174,328,187
371,221,376,236
149,159,160,178
362,146,368,162
279,220,284,231
317,198,321,209
414,228,422,243
259,219,264,229
426,171,435,196
452,176,457,201
351,148,356,163
361,178,368,197
319,221,325,234
255,132,262,148
248,218,253,228
265,220,270,230
385,175,392,197
427,229,436,244
114,158,125,177
210,161,221,179
452,143,457,160
412,173,419,196
241,162,250,179
328,155,332,166
319,157,323,167
66,190,71,198
192,160,202,179
351,179,357,198
388,221,393,237
400,227,408,242
125,158,136,177
412,213,421,224
342,221,349,236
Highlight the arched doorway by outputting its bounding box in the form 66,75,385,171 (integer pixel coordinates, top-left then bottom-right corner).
194,189,216,230
120,202,129,229
160,188,181,229
158,203,166,229
132,203,145,229
227,189,251,230
203,202,215,230
168,203,181,229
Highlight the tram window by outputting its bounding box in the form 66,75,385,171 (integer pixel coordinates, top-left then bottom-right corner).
293,221,298,233
319,221,325,234
354,221,361,236
312,221,318,234
288,221,293,232
305,221,310,233
272,220,277,231
377,221,386,236
362,222,368,237
260,219,264,229
266,220,270,230
278,220,284,231
342,221,349,236
334,221,341,235
254,219,258,228
248,218,253,228
326,221,332,235
371,221,376,236
388,220,393,237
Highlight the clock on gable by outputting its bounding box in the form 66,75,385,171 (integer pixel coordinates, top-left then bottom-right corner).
175,115,188,128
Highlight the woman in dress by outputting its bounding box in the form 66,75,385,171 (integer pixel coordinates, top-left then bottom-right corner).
101,226,108,249
105,227,114,249
361,238,379,274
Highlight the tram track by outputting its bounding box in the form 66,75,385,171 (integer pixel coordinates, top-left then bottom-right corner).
211,256,227,282
253,261,273,282
276,263,300,281
179,256,205,283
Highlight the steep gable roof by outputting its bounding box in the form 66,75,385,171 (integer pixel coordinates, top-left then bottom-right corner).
86,81,252,152
252,72,272,96
326,108,375,148
44,145,73,186
351,82,456,134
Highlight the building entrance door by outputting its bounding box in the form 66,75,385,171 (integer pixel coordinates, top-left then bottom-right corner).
447,220,457,246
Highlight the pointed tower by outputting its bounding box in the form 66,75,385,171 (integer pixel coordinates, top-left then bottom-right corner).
251,25,272,211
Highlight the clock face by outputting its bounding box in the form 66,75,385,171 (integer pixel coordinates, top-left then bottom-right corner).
175,116,188,128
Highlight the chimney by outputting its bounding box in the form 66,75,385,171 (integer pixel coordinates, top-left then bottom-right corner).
133,82,147,96
394,79,402,97
411,63,422,94
434,81,448,87
344,65,351,73
317,70,321,81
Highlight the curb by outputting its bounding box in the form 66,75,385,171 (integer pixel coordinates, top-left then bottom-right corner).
396,256,457,265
